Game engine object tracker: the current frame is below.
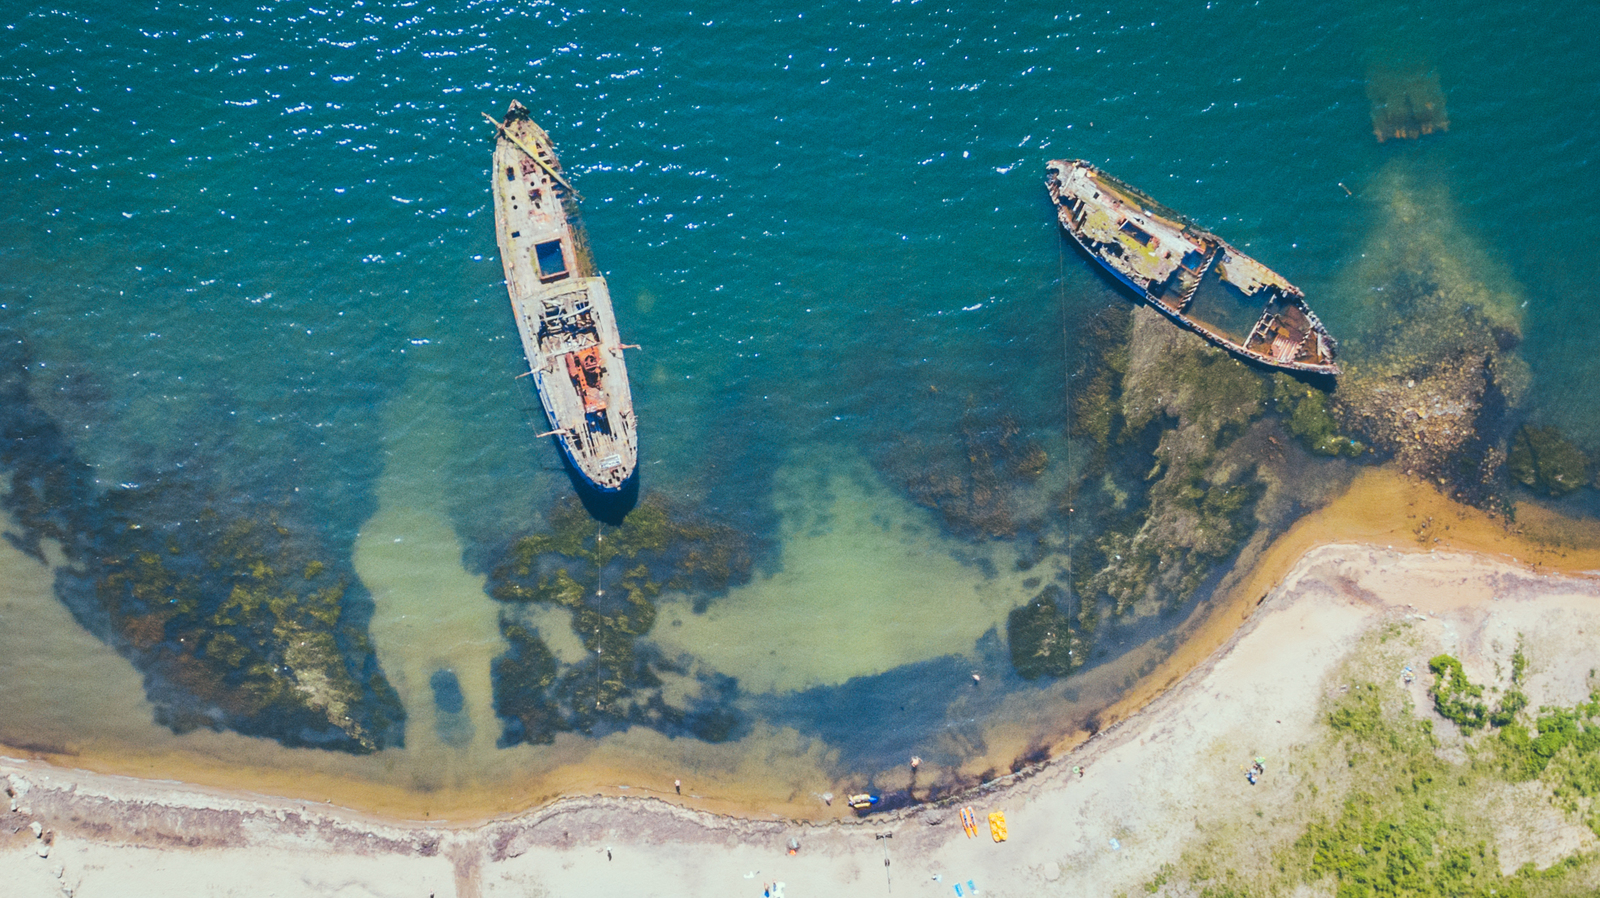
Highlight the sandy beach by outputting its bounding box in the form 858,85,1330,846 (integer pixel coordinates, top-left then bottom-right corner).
7,534,1600,897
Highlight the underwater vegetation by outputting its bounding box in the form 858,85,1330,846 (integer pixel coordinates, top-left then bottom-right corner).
1006,583,1084,680
90,506,403,749
982,296,1361,682
1508,425,1591,498
0,334,403,752
1272,374,1366,458
1069,304,1133,468
486,494,749,745
1068,306,1271,619
885,398,1050,541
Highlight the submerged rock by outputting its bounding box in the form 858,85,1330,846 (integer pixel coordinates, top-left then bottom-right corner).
1508,425,1590,497
1001,295,1354,682
1072,306,1269,618
1332,162,1531,507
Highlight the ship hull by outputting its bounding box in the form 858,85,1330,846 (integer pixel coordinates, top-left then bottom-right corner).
1047,159,1339,376
491,101,638,491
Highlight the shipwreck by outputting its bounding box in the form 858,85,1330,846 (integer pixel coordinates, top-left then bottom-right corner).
1047,159,1339,376
488,101,639,492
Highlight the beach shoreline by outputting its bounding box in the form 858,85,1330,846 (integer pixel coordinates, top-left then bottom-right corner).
6,465,1600,828
7,527,1600,896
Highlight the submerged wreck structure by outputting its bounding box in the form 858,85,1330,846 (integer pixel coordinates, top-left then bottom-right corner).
488,101,638,492
1366,65,1449,143
1048,159,1339,376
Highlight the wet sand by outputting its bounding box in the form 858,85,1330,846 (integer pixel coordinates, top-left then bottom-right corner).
5,465,1600,830
6,466,1600,895
7,536,1600,897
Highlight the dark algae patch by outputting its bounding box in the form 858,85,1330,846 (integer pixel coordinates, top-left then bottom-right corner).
486,495,751,745
883,398,1051,541
1066,306,1273,621
1007,583,1084,680
0,334,404,752
1508,425,1590,498
93,509,402,750
1272,373,1365,458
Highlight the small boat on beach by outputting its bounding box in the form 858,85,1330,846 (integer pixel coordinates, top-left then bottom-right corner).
1047,159,1339,376
488,101,638,491
987,810,1008,842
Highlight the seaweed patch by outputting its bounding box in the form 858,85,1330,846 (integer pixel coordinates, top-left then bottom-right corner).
486,495,750,745
0,333,404,752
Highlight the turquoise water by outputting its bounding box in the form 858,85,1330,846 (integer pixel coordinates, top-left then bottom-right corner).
2,0,1599,800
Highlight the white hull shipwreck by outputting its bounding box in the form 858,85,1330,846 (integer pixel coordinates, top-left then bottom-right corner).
490,101,638,491
1047,159,1339,376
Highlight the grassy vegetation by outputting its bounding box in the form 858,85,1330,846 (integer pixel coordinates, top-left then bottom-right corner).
1137,627,1600,898
1428,654,1489,729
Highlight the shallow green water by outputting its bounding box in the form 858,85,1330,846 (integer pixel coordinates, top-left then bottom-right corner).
1,0,1597,800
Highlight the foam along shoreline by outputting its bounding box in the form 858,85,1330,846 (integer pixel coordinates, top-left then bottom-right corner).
6,538,1600,897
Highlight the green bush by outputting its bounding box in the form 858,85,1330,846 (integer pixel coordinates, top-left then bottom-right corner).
1428,655,1488,730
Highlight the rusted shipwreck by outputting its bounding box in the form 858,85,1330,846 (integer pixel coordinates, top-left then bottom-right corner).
488,101,638,491
1047,159,1339,376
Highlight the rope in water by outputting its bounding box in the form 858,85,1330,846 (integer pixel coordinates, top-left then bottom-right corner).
1058,234,1075,624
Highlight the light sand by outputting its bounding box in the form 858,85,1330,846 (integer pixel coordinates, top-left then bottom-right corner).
7,540,1599,897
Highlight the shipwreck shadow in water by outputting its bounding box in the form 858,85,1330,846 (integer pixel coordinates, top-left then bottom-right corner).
559,451,640,524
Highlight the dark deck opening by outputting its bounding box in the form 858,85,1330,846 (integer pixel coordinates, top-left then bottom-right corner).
1185,265,1266,343
535,240,568,280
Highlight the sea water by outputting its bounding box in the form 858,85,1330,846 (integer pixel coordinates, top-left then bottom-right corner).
2,0,1598,811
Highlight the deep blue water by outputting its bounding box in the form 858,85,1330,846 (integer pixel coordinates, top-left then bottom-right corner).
3,0,1599,793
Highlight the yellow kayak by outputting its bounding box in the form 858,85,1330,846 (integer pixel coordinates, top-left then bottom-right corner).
988,811,1008,842
960,806,978,838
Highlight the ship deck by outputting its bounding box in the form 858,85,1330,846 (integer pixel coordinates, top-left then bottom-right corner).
492,102,638,490
1047,159,1338,376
